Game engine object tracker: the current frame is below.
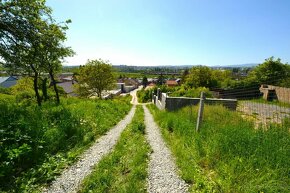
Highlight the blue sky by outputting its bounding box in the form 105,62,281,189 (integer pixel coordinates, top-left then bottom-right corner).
47,0,290,66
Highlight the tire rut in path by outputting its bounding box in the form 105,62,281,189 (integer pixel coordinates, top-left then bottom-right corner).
143,105,189,193
42,106,136,193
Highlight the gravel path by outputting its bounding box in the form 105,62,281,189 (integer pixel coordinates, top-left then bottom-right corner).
143,105,189,193
42,106,136,193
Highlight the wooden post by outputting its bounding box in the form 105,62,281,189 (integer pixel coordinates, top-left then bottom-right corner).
196,92,206,132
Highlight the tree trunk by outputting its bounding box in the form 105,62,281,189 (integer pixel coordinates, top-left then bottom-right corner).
42,77,48,101
30,63,42,106
49,71,60,104
98,90,102,99
33,73,42,106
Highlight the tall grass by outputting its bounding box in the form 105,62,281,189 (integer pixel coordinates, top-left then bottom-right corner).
0,94,132,192
79,105,150,193
148,104,290,192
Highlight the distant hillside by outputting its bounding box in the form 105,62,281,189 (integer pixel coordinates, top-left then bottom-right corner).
224,63,259,68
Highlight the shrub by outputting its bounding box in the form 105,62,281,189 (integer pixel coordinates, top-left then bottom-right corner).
0,87,11,94
170,87,213,98
137,88,152,103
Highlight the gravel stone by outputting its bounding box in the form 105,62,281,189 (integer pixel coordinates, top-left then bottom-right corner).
42,106,136,193
143,105,189,193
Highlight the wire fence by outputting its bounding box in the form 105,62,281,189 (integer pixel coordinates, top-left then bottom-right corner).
210,78,290,129
153,76,290,130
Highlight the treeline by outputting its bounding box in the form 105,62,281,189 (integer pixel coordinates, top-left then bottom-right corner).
0,0,74,106
138,57,289,102
181,57,290,89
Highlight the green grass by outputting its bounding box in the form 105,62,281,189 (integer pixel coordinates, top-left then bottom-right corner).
244,98,290,108
0,95,132,192
79,105,151,193
148,104,290,193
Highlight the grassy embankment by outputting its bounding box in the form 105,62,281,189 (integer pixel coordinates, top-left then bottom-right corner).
148,104,290,192
0,94,132,192
79,105,150,193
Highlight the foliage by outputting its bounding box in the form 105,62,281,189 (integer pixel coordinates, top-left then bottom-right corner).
181,68,189,83
137,88,152,103
0,95,132,192
185,66,213,88
148,104,290,192
185,66,232,88
80,106,150,193
75,59,116,99
248,57,290,85
0,87,11,94
0,0,74,105
9,77,66,104
142,76,148,87
157,73,165,85
11,77,34,93
169,86,213,98
150,85,213,98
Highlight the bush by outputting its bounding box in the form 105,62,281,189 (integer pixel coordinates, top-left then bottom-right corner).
0,87,11,94
169,86,213,98
137,88,152,103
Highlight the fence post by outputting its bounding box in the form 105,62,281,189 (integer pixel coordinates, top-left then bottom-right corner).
196,92,206,132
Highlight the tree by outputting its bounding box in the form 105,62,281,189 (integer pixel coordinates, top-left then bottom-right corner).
142,76,148,88
211,69,232,88
39,22,74,104
157,73,165,85
249,57,289,85
75,59,116,98
0,0,50,105
185,66,213,88
0,0,74,105
181,69,189,83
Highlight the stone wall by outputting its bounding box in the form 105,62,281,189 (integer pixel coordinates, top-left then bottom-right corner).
260,85,290,103
153,93,238,111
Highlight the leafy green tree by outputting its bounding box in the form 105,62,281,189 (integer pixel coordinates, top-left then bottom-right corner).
0,0,52,105
211,69,232,88
75,59,116,98
249,57,289,84
181,69,189,83
142,76,148,87
39,22,74,104
0,0,74,105
157,73,165,85
185,66,214,88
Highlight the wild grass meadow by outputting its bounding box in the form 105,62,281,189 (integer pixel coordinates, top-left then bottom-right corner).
0,94,131,192
148,104,290,192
